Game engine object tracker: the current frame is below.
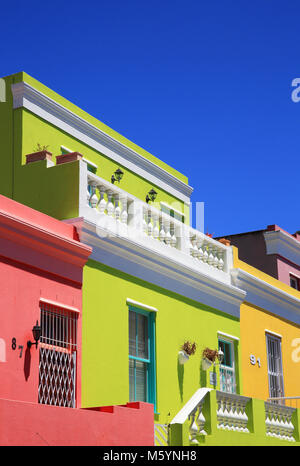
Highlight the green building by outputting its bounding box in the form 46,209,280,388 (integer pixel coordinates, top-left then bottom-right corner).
1,71,300,446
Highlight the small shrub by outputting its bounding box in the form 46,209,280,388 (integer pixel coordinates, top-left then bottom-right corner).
181,341,197,356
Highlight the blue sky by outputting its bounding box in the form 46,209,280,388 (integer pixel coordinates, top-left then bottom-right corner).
1,0,299,236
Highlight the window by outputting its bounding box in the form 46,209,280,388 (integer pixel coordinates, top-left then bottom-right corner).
290,274,300,291
266,333,284,404
128,307,156,410
38,302,78,408
160,203,185,223
218,338,236,394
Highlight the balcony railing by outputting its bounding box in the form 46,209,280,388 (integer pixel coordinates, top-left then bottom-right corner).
82,168,232,280
216,391,250,433
168,389,299,445
265,401,296,442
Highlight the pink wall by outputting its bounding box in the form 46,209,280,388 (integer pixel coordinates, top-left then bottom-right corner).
276,256,300,287
0,195,91,408
267,225,300,286
0,398,154,446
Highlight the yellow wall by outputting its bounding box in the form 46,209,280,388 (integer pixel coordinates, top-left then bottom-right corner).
232,247,300,404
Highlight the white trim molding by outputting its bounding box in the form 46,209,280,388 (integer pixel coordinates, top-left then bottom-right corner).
264,329,282,339
11,81,193,204
217,331,240,341
39,297,80,314
126,298,158,313
65,217,246,319
264,229,300,267
231,268,300,325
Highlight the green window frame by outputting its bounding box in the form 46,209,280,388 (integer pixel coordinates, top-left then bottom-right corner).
128,305,156,411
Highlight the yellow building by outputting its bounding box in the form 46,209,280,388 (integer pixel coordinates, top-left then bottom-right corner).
231,246,300,407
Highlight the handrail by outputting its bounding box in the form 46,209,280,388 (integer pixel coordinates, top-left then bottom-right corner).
170,388,212,445
170,388,212,425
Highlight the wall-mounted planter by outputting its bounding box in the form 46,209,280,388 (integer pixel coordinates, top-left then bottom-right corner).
202,357,213,371
178,350,189,365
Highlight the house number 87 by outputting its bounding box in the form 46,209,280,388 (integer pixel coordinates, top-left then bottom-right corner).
250,354,261,367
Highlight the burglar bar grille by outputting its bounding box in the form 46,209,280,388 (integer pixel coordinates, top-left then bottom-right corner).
38,303,78,408
266,333,284,405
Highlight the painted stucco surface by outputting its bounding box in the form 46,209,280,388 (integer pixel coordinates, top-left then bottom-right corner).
0,398,154,446
233,247,300,403
277,256,300,288
20,109,188,217
0,195,91,406
81,260,241,423
15,71,189,185
0,72,189,222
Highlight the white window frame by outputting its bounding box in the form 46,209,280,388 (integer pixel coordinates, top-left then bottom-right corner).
266,332,285,404
218,336,236,394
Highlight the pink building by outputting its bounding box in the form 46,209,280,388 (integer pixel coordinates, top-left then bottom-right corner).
218,224,300,289
0,195,154,446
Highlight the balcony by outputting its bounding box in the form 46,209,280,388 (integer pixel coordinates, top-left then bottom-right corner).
77,162,236,288
161,389,300,446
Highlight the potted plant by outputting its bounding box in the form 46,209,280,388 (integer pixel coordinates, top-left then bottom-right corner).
178,341,197,364
202,347,219,370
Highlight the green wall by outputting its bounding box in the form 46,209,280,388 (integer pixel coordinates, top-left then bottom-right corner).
0,75,15,198
18,71,189,185
81,260,241,424
0,71,190,221
20,109,188,218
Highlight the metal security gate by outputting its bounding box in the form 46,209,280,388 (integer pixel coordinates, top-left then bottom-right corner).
266,333,284,404
38,303,78,408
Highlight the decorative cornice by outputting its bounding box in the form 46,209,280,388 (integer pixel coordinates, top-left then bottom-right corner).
66,217,246,319
0,208,91,269
264,229,300,267
231,268,300,325
11,81,193,204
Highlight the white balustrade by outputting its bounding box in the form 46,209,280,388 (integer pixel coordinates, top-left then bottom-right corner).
142,204,180,249
85,171,230,275
170,388,212,446
188,400,207,444
87,173,129,225
216,391,250,433
265,402,295,442
189,231,225,271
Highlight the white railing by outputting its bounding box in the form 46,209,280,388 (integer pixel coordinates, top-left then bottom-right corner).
216,391,250,433
170,388,212,445
219,366,236,394
84,170,231,276
267,396,300,408
265,402,296,442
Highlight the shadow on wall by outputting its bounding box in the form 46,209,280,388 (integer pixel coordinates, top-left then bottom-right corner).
24,347,31,381
177,359,184,402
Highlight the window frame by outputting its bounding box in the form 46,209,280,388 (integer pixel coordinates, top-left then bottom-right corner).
160,202,185,224
265,332,285,403
218,337,236,394
128,305,156,411
290,274,300,291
